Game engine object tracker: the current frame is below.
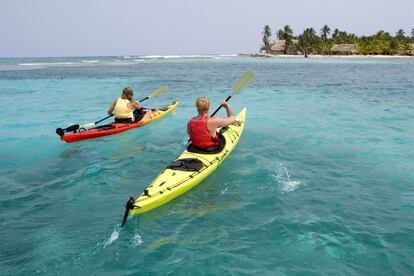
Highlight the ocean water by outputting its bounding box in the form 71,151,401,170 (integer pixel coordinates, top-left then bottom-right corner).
0,55,413,275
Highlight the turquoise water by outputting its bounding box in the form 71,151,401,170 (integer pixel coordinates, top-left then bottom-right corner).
1,56,413,275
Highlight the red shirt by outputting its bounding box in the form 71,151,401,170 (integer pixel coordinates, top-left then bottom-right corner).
189,115,219,148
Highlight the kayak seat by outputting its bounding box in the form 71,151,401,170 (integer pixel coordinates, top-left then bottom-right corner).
133,109,145,122
187,135,226,154
167,158,204,171
114,118,133,123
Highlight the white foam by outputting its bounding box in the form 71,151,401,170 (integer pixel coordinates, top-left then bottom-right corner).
139,54,238,59
274,163,303,193
18,63,44,66
81,60,99,63
103,226,120,248
217,54,238,57
141,55,164,59
282,179,302,192
131,231,143,248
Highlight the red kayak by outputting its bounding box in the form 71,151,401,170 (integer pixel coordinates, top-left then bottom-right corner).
59,101,179,143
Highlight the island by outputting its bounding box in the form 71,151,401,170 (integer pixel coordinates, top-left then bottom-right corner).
256,25,414,57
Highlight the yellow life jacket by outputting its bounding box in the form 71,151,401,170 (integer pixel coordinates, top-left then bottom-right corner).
114,98,133,119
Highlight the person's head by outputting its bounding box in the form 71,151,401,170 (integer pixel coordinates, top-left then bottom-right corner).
196,97,210,114
121,87,134,101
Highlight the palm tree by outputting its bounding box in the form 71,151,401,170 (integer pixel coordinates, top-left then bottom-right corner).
298,28,318,57
277,25,294,54
261,25,272,53
282,25,294,54
376,30,385,37
320,25,331,41
309,27,316,35
332,28,340,39
277,29,284,40
337,31,350,43
396,29,405,40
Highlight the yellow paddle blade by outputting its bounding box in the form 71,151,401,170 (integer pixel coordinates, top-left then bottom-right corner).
232,70,255,95
148,86,168,99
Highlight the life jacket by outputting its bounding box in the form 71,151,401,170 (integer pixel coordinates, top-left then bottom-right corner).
114,98,133,119
189,115,219,149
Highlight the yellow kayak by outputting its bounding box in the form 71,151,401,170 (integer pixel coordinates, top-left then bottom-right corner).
122,108,246,224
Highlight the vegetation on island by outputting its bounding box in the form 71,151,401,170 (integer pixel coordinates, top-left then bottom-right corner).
260,25,414,56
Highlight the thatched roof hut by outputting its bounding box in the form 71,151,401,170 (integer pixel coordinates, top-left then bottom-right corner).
410,44,414,55
270,40,285,54
270,39,300,55
330,44,357,55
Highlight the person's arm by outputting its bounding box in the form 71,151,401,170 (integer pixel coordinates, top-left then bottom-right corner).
209,101,236,129
222,101,234,118
128,100,142,110
216,101,235,127
187,121,191,135
211,116,236,128
108,100,116,115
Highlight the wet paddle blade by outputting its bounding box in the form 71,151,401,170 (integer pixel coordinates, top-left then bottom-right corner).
148,86,168,99
65,124,80,132
232,70,255,95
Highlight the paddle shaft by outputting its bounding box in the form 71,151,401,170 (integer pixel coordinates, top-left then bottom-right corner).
210,95,231,117
94,114,113,125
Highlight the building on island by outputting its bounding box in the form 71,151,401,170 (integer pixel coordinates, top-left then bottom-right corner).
269,39,301,55
330,44,358,55
410,44,414,55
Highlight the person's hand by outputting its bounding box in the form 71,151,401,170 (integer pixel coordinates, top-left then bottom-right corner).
221,101,229,108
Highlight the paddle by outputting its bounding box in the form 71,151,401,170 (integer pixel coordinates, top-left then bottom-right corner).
120,71,255,227
210,70,255,117
56,86,168,136
185,70,254,144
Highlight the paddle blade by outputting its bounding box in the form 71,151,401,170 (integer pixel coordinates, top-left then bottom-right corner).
121,197,135,227
232,70,255,95
65,124,80,132
148,86,168,99
56,128,64,136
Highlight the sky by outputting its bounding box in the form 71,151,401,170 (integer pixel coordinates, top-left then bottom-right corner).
1,0,413,58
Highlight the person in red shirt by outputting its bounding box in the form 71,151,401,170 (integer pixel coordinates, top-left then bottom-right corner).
187,97,235,149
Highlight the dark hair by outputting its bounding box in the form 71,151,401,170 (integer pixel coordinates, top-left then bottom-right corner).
121,87,134,101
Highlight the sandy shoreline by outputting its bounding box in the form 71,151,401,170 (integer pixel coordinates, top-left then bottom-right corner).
248,53,414,59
